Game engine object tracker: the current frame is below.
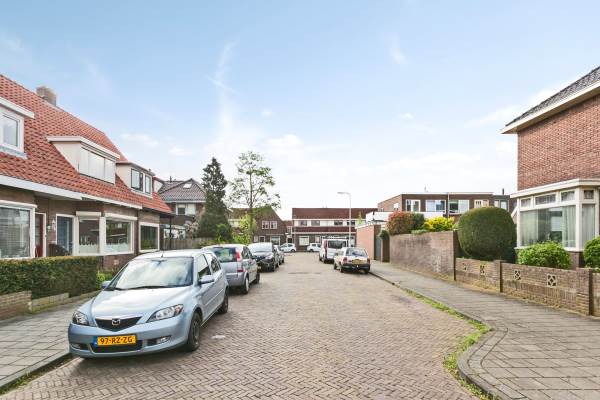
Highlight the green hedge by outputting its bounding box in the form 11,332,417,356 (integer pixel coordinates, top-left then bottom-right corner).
583,237,600,270
517,242,571,269
457,207,516,262
0,256,99,299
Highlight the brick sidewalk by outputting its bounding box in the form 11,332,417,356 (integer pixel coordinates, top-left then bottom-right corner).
370,261,600,400
0,301,84,388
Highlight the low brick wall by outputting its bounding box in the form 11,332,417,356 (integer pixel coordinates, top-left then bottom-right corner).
455,258,500,291
29,293,69,312
0,291,31,320
501,263,591,315
592,273,600,317
389,231,457,280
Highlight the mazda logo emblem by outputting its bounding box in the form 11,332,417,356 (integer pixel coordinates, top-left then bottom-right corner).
111,318,121,326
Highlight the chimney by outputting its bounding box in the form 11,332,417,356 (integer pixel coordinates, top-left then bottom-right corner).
36,86,56,106
502,188,505,195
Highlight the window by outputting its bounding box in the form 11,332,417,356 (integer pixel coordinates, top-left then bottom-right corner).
0,111,23,153
258,236,265,242
584,190,595,200
494,200,509,210
334,220,343,226
78,218,100,254
106,220,132,253
311,220,320,226
299,220,308,226
131,170,142,190
535,194,556,205
177,205,186,215
0,206,31,258
474,199,489,208
393,203,399,210
582,204,595,246
144,175,152,194
140,224,159,252
198,255,210,278
79,148,115,183
520,206,576,248
299,236,309,246
270,236,280,245
449,200,469,214
425,200,446,212
183,183,192,189
520,198,532,208
561,191,575,202
262,221,269,230
56,216,73,255
270,221,277,229
405,199,420,212
315,236,321,243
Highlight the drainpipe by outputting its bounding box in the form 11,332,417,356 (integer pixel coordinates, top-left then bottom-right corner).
169,215,173,250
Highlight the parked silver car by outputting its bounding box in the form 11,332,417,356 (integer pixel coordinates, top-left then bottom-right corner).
203,244,259,293
68,250,228,358
274,245,285,265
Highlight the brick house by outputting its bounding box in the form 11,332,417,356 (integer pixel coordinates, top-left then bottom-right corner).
0,75,172,269
157,178,205,238
503,66,600,266
291,207,377,250
377,192,512,218
229,207,287,245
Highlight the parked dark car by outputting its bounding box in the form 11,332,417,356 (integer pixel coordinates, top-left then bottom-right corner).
248,242,278,272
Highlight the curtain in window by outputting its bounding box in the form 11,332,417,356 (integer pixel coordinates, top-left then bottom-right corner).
562,206,576,248
582,204,595,247
520,210,538,246
79,219,100,254
0,207,30,258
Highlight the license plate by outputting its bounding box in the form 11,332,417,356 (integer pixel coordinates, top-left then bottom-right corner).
95,335,137,347
352,259,362,264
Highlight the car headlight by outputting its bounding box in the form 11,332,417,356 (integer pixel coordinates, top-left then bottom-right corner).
72,311,89,326
148,305,184,322
265,254,274,260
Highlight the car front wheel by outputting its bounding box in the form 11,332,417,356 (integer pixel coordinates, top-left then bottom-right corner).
217,290,229,314
183,312,201,352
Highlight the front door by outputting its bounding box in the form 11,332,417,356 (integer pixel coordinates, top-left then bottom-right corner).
34,214,44,257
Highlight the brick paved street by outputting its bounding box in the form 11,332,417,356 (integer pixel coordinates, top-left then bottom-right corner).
2,253,474,400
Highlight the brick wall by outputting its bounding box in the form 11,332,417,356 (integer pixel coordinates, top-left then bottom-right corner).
593,273,600,317
517,94,600,190
455,258,500,291
389,231,457,280
0,291,31,320
356,225,378,259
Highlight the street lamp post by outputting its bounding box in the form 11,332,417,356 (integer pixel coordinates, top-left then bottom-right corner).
337,191,352,247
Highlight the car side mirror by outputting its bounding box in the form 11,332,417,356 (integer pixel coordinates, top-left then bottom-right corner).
199,275,215,285
101,280,111,289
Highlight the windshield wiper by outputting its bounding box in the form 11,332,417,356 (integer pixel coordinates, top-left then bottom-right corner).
105,286,125,291
128,285,170,290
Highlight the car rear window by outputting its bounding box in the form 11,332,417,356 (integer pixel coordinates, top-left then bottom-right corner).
210,247,237,263
348,248,367,257
249,243,272,252
327,240,346,249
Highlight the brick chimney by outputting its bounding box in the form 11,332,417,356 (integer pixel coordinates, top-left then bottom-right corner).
36,86,56,106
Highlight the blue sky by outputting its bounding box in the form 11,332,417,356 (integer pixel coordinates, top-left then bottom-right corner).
2,1,600,218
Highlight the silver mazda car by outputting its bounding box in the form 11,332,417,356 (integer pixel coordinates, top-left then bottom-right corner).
68,249,228,358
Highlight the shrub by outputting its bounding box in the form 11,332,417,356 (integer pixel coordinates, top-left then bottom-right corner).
457,207,516,261
410,229,429,235
517,242,571,269
97,271,113,290
378,230,390,240
423,217,455,232
387,212,423,235
583,237,600,269
0,256,99,299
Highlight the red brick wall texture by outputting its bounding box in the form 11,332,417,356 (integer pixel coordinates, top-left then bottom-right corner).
518,94,600,190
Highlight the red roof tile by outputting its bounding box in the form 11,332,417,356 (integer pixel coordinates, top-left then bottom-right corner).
0,75,171,214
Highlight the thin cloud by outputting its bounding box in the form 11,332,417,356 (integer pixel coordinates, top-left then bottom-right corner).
121,133,159,148
261,108,273,117
82,59,112,97
465,106,520,128
399,112,414,120
387,35,407,65
168,146,193,156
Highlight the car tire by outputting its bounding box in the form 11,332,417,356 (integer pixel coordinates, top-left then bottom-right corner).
364,268,370,274
254,272,260,284
183,312,202,352
217,290,229,314
292,249,296,253
241,276,250,294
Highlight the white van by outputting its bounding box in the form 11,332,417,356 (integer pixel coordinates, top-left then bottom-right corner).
319,238,348,263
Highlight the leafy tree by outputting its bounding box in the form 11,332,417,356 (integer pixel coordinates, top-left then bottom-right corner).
232,214,256,245
197,157,231,238
229,151,280,235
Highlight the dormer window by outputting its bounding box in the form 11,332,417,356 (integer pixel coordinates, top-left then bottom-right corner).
79,148,115,183
1,109,24,154
131,169,152,194
183,183,192,189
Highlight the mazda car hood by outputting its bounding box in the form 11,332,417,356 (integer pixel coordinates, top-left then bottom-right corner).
90,287,187,318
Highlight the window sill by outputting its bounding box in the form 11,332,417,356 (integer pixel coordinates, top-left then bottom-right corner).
0,144,26,159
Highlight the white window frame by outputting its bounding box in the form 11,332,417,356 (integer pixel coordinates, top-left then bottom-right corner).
105,217,134,255
34,212,46,257
425,199,446,212
299,236,309,246
0,200,36,259
405,199,420,212
0,108,25,155
270,221,277,229
262,221,270,230
515,186,598,251
139,222,160,253
474,199,489,208
449,199,469,214
55,213,75,255
79,147,116,184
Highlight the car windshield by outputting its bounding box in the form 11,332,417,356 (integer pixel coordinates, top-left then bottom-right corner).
328,240,346,249
249,243,272,252
209,247,237,263
108,257,193,290
348,248,367,257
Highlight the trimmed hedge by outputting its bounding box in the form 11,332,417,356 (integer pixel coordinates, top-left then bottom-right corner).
517,242,571,269
583,237,600,269
387,212,424,235
0,256,99,299
423,217,455,232
457,207,516,262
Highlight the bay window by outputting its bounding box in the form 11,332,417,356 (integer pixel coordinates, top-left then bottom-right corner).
521,206,576,248
140,223,159,252
0,206,32,258
106,219,132,253
79,148,115,183
78,218,100,254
